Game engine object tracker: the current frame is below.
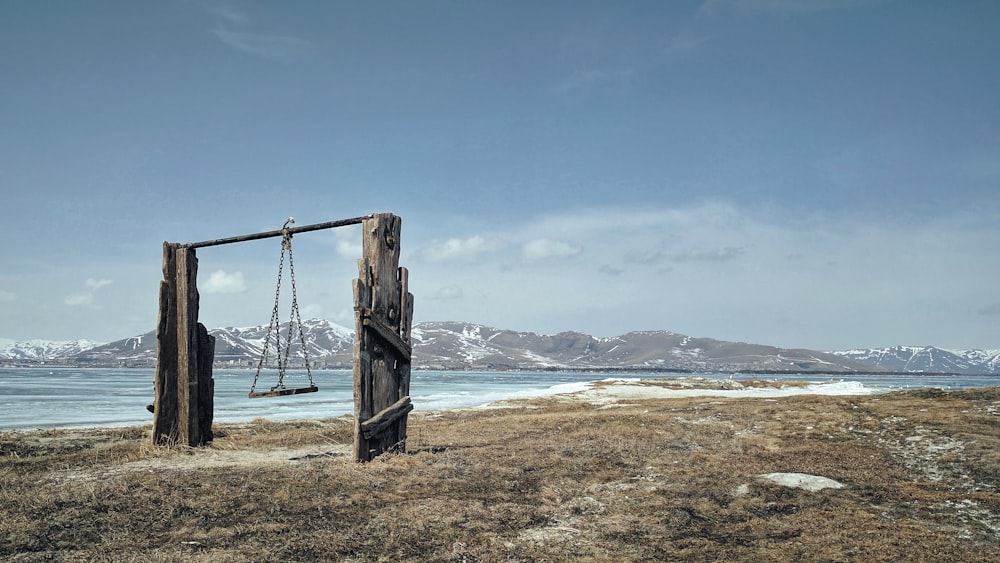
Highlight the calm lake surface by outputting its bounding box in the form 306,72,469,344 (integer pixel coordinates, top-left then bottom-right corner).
1,368,998,431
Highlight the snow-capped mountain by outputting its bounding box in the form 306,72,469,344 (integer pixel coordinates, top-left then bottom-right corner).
410,321,875,372
0,338,104,360
3,321,997,374
70,319,355,368
831,346,1000,375
210,319,354,367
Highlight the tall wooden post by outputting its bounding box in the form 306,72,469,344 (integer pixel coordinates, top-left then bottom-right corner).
152,243,215,446
353,213,414,462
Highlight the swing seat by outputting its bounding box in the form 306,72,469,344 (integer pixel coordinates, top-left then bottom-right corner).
248,385,319,399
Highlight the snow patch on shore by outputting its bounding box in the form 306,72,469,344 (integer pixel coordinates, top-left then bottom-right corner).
561,378,879,403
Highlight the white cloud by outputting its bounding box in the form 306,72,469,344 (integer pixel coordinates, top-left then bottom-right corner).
174,203,998,351
333,227,363,258
411,202,1000,350
64,294,94,307
212,28,312,61
330,308,357,329
208,4,249,26
522,238,582,261
206,3,312,61
700,0,872,16
203,270,248,294
670,246,746,263
624,246,667,265
429,285,464,300
65,278,113,308
300,303,324,319
85,278,113,290
0,290,15,302
422,236,506,263
523,201,744,240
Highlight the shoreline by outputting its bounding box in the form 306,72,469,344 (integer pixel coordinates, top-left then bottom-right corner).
1,376,899,434
2,361,992,377
3,374,997,434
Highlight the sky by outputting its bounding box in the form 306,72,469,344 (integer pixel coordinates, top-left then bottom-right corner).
1,0,998,351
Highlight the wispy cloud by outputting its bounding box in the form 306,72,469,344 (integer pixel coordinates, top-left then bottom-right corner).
212,28,312,61
525,201,745,237
207,4,249,27
428,285,464,301
65,278,113,308
700,0,876,16
64,294,94,307
300,303,325,320
85,278,113,290
979,303,1000,316
624,245,667,265
522,238,583,261
203,270,247,294
598,264,625,276
205,4,312,61
333,227,362,259
670,246,746,263
0,290,16,302
408,202,1000,348
422,236,506,263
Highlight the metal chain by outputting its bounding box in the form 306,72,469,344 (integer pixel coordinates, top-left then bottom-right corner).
248,219,314,394
249,233,286,395
285,240,315,388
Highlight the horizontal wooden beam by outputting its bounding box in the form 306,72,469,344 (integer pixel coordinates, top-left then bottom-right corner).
182,215,375,249
361,395,413,439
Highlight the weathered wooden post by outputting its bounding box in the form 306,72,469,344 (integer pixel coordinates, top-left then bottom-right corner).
152,243,215,446
353,213,414,461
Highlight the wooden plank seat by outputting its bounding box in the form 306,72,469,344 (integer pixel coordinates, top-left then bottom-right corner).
248,385,319,399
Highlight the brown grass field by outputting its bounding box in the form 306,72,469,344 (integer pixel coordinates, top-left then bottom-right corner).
1,380,998,562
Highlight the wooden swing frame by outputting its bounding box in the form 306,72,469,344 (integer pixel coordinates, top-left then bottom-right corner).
151,213,414,463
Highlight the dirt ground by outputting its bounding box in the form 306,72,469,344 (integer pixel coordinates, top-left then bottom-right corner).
1,380,998,562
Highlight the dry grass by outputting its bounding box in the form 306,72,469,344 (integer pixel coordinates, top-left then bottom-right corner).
1,385,998,562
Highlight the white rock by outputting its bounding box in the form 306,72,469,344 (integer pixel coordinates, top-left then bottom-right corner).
757,472,845,492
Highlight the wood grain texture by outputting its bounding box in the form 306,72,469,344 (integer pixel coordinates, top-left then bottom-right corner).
353,214,413,461
152,244,215,447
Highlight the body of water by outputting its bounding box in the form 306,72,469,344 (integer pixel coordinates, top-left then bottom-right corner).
1,367,997,431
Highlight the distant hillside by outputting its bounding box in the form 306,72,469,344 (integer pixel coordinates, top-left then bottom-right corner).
409,321,876,373
0,338,104,361
3,320,997,374
831,346,1000,375
66,319,354,368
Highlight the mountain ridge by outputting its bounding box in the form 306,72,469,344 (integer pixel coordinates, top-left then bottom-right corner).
3,320,997,374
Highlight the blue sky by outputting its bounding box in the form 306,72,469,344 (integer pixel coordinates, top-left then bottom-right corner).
1,0,998,351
